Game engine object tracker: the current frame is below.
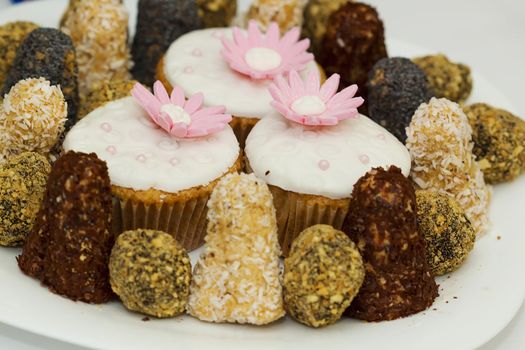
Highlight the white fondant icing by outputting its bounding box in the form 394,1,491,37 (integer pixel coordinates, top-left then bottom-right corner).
244,47,282,71
245,112,411,200
163,28,319,118
291,95,326,115
63,97,240,193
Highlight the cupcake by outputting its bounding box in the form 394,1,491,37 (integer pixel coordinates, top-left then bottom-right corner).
63,81,241,251
156,20,319,147
245,70,411,255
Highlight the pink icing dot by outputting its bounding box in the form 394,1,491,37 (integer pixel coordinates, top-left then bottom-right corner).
184,66,194,74
170,157,179,166
377,133,386,140
359,154,370,164
318,159,330,171
106,145,117,155
100,122,112,132
136,154,147,163
211,30,223,39
192,49,203,57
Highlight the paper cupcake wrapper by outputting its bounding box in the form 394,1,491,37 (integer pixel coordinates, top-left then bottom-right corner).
268,184,350,256
231,116,259,149
112,194,209,252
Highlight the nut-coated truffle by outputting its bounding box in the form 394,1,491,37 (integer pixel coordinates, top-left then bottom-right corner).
368,57,434,142
131,0,202,86
3,28,79,130
0,21,39,88
0,152,50,247
406,98,490,236
188,173,284,325
463,103,525,183
197,0,237,28
320,2,387,99
0,78,67,162
343,166,438,322
413,54,472,103
245,0,307,32
416,190,476,276
284,224,364,328
79,79,137,118
18,151,114,303
109,229,191,318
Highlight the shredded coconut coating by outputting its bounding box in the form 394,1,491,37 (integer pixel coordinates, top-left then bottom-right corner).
245,0,307,32
61,0,132,97
463,103,525,184
406,97,490,235
79,79,137,118
110,229,192,318
188,173,284,325
0,21,39,88
0,152,50,247
284,224,364,328
0,78,67,162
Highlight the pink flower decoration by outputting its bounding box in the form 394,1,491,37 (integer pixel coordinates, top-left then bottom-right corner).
221,20,314,80
269,70,365,126
131,81,232,138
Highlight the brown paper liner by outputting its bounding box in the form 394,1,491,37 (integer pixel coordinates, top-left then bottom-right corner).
111,156,242,251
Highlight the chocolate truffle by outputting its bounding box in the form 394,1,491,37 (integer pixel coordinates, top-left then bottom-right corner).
0,21,39,88
0,153,50,247
79,79,137,118
0,78,67,162
320,2,387,97
416,190,476,276
246,0,307,32
109,229,191,318
406,98,490,236
284,224,364,328
188,173,284,325
301,0,349,57
197,0,237,28
60,0,132,97
368,57,434,142
413,54,472,103
18,151,114,303
131,0,202,86
463,103,525,183
343,166,438,322
3,28,79,130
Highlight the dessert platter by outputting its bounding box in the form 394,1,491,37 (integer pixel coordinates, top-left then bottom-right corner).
0,0,524,349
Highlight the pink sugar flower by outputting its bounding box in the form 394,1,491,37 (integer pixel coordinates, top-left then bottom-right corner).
221,20,314,80
269,70,364,126
131,81,232,138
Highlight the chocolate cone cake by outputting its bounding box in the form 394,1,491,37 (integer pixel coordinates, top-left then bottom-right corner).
342,166,438,321
18,151,114,303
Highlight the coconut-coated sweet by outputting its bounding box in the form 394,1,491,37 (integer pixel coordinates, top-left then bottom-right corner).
196,0,237,28
245,0,307,32
284,224,364,328
78,79,137,118
343,166,438,322
109,229,191,318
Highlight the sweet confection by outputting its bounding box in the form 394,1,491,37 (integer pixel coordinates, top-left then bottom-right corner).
18,151,113,303
407,98,490,235
0,21,39,88
463,103,525,183
2,28,79,130
416,190,476,276
0,152,50,247
283,224,364,328
157,22,319,146
343,166,438,321
109,229,191,318
413,54,472,103
0,78,67,162
245,70,411,255
301,0,349,57
319,2,387,98
63,81,240,251
196,0,237,28
61,0,132,98
78,79,137,118
188,173,284,325
245,0,307,32
132,0,202,86
368,57,434,142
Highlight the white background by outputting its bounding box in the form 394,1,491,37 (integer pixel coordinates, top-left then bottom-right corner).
0,0,523,349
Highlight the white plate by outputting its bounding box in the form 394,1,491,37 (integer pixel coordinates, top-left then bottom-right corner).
0,1,524,350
